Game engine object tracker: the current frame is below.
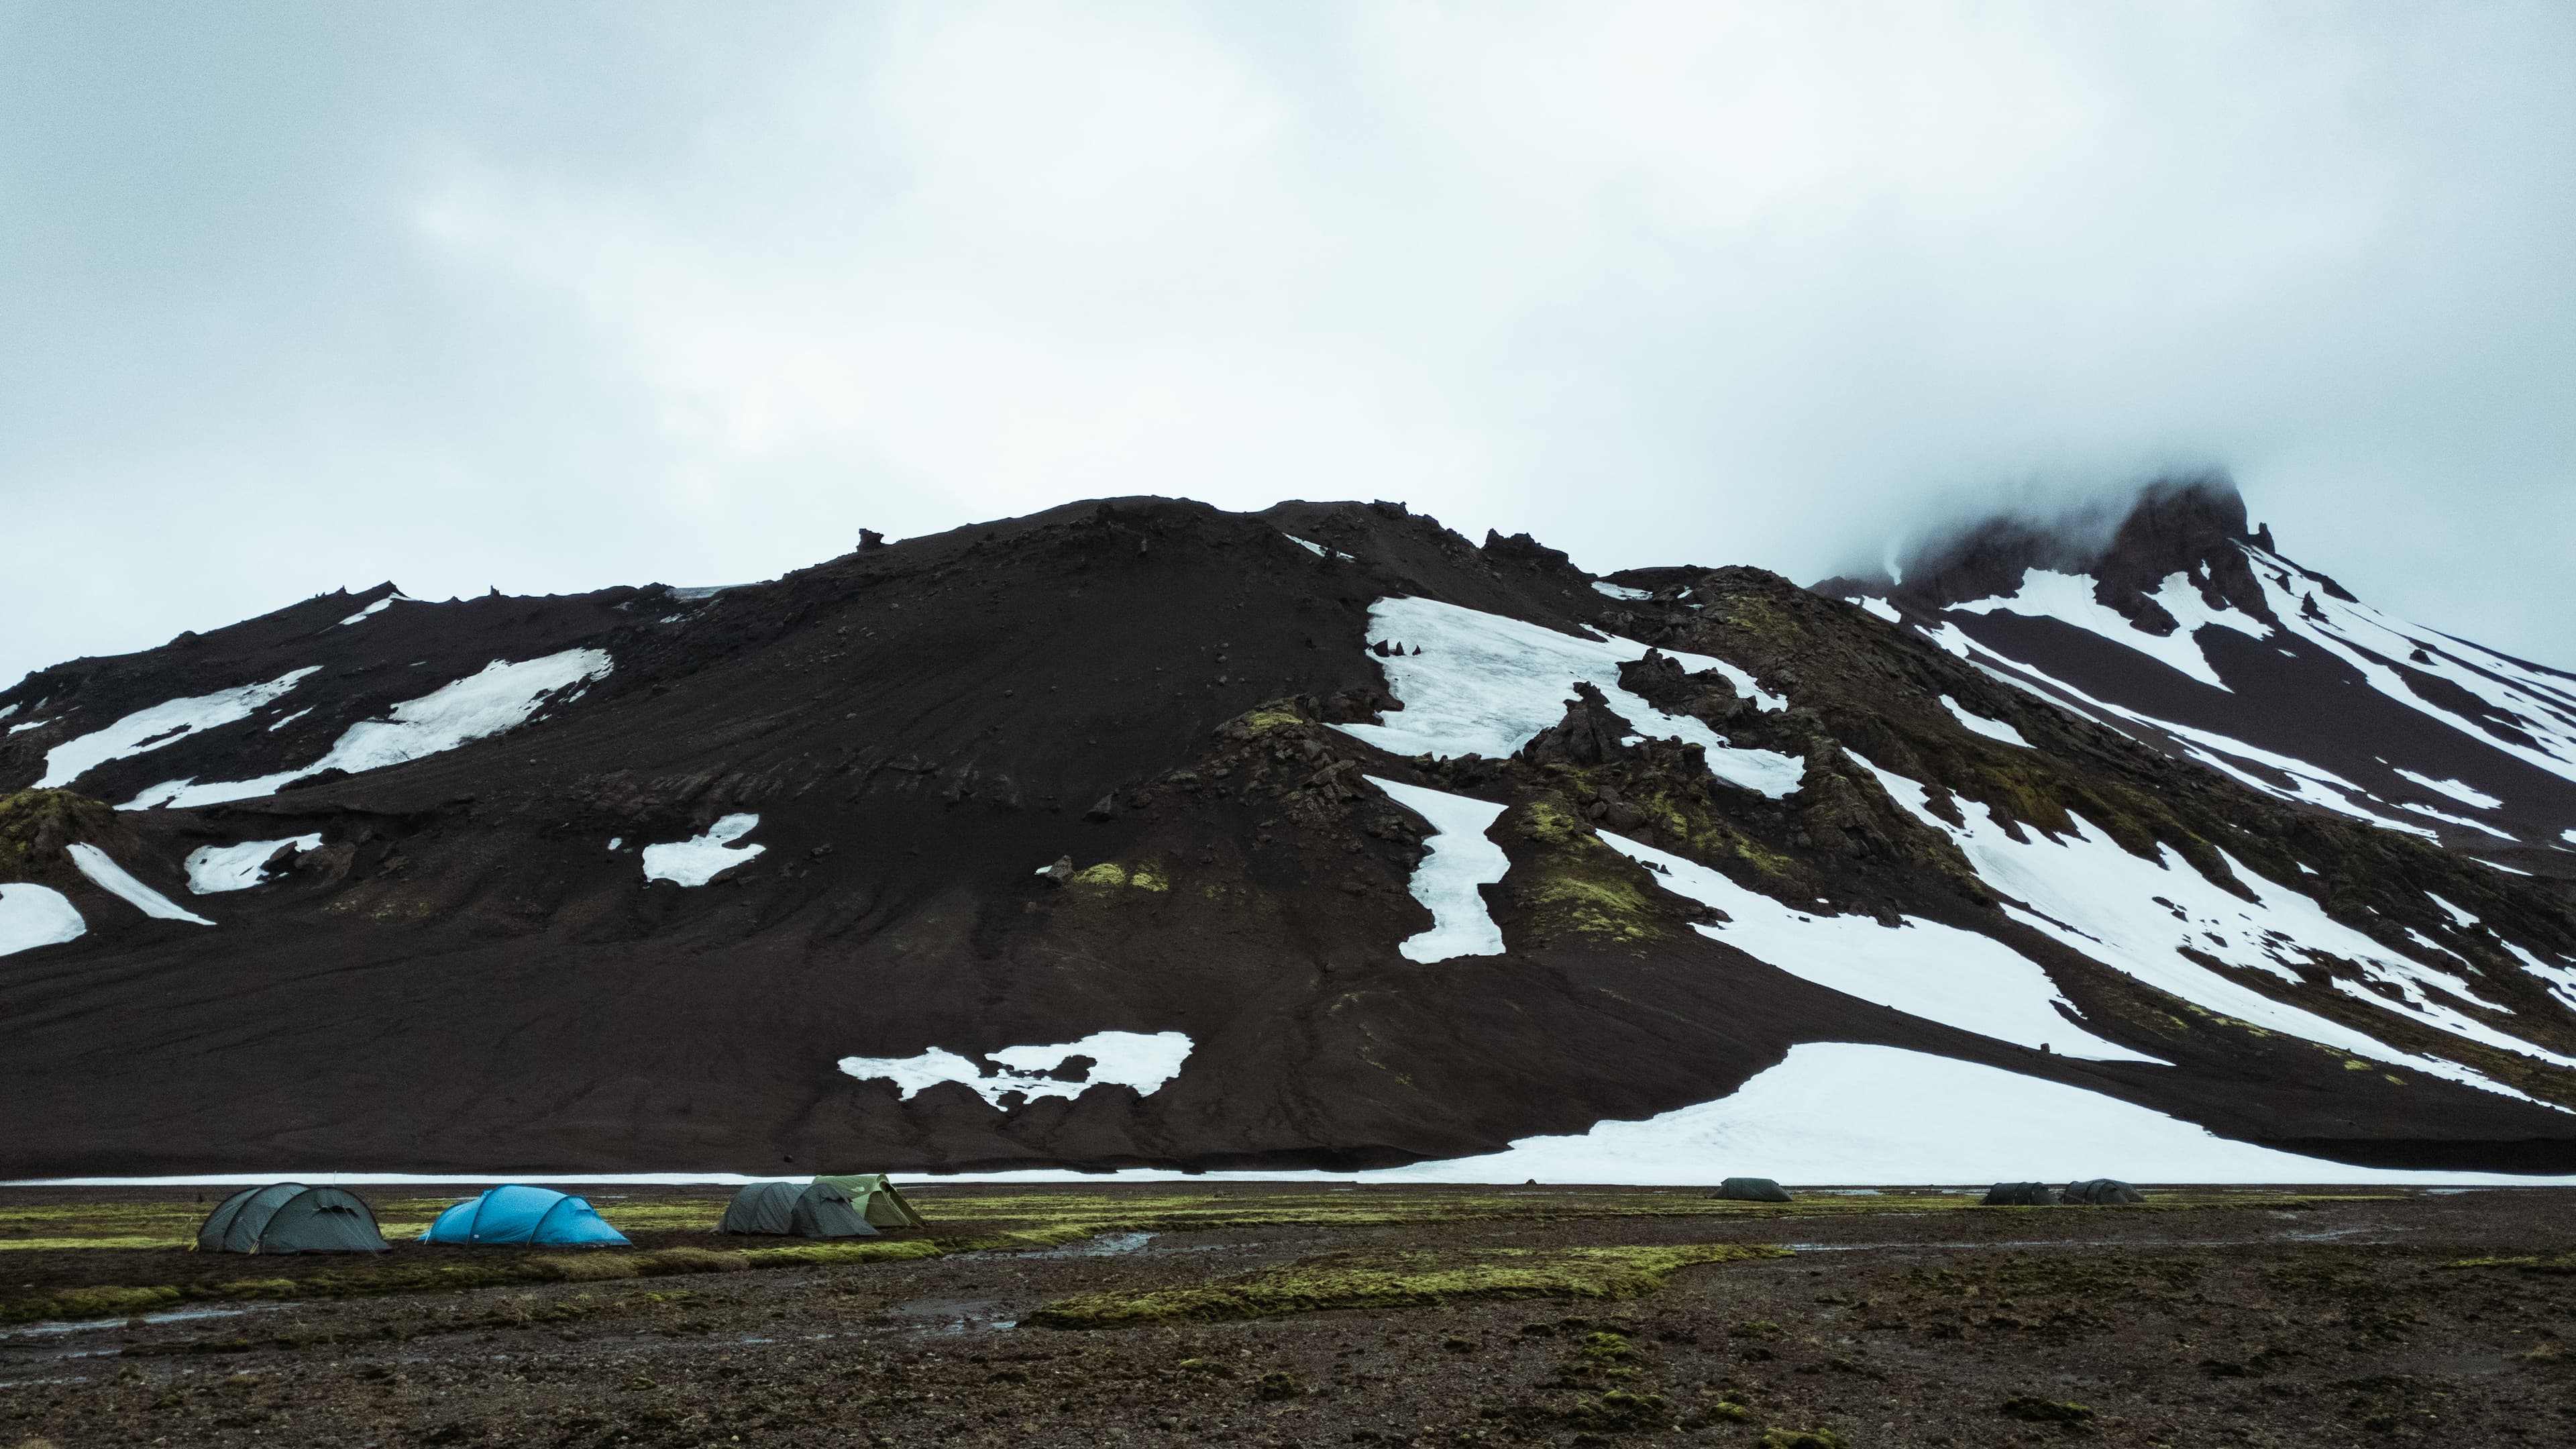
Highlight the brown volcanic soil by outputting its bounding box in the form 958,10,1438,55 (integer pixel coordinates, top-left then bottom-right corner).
6,1183,2576,1447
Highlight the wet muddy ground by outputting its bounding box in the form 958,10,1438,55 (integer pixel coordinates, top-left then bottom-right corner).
4,1183,2573,1447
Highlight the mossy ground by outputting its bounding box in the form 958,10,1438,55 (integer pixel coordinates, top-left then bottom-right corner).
1031,1244,1792,1328
3,1184,2562,1448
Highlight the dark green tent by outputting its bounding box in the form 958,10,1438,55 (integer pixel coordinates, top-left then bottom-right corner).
813,1173,926,1229
1982,1181,2061,1205
197,1184,388,1254
718,1181,877,1238
2063,1178,2146,1205
1711,1177,1794,1203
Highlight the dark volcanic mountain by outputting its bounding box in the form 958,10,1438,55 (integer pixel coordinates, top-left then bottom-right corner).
1817,478,2576,863
7,491,2576,1180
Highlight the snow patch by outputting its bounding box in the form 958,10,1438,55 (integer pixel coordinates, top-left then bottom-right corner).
1939,695,2029,748
120,649,613,810
1362,1042,2528,1186
184,837,323,894
335,593,411,627
1851,754,2576,1104
66,844,211,924
2394,769,2503,811
265,707,311,733
1952,568,2248,689
2248,547,2576,787
642,814,763,887
1285,535,1326,557
1590,580,1650,600
0,883,85,957
1858,597,1902,624
1336,597,1797,796
837,1030,1193,1108
39,668,321,790
1595,830,2158,1062
1366,777,1509,962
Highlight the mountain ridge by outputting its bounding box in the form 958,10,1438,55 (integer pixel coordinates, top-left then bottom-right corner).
7,488,2576,1180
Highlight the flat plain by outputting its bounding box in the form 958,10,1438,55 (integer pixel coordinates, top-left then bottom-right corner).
3,1182,2573,1447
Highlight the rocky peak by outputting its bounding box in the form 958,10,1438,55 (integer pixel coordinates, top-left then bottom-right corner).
1886,474,2279,633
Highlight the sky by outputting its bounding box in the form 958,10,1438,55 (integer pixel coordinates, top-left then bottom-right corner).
3,1,2572,689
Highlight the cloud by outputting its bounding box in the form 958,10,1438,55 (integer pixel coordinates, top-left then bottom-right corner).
2,0,2571,686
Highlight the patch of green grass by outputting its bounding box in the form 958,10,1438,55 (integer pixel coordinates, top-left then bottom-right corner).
1029,1243,1790,1330
0,1236,192,1251
2444,1253,2576,1274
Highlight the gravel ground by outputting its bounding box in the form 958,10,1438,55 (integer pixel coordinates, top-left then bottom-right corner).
5,1183,2574,1448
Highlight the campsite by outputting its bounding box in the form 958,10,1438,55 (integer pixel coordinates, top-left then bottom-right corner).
6,1179,2576,1447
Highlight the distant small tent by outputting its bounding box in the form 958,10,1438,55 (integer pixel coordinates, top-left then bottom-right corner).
2063,1178,2147,1205
718,1181,878,1238
1983,1181,2061,1205
421,1185,630,1246
197,1184,388,1254
1710,1177,1794,1203
814,1174,926,1229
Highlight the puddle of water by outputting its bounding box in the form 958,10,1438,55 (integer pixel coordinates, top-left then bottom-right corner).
2,1301,288,1340
0,1376,93,1389
885,1298,1019,1336
969,1230,1155,1261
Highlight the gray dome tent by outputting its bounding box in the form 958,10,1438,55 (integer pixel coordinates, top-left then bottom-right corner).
197,1184,389,1254
717,1181,878,1238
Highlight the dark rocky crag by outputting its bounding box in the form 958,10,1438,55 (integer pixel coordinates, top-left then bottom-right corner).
5,493,2576,1178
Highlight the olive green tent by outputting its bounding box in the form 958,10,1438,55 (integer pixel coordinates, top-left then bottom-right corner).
718,1181,876,1238
197,1183,389,1254
814,1173,926,1229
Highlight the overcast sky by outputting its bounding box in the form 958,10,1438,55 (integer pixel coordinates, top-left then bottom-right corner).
4,1,2572,688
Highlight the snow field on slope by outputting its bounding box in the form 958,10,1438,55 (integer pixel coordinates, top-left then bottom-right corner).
39,668,320,790
2245,546,2576,788
1916,621,2446,840
641,814,764,887
1940,694,2029,747
2395,769,2504,811
1366,776,1510,962
837,1030,1193,1107
1358,1042,2571,1187
0,883,85,957
123,649,614,810
1951,569,2265,690
335,592,416,627
1852,754,2576,1106
1590,580,1650,600
1336,596,1799,796
1593,830,2159,1062
66,844,212,925
184,836,324,894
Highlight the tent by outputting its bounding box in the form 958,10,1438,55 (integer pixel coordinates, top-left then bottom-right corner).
197,1184,388,1254
814,1174,926,1229
421,1185,630,1246
718,1181,878,1238
2063,1178,2147,1205
1983,1181,2061,1205
1710,1177,1794,1203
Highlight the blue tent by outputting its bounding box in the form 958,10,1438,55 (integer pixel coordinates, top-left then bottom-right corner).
420,1185,629,1246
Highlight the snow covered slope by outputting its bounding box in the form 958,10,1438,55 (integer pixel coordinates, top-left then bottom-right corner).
4,493,2576,1181
1817,478,2576,867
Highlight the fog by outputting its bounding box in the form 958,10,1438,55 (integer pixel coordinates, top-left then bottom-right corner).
3,1,2571,687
